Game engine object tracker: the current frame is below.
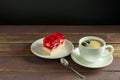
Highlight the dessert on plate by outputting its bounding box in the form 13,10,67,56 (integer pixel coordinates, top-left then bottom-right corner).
43,32,65,55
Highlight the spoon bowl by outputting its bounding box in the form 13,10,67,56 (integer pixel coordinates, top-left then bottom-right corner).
60,58,69,67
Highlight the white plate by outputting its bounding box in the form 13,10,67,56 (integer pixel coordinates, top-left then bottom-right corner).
71,47,113,68
30,38,74,59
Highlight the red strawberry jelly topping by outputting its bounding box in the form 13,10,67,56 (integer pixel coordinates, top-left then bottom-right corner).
43,32,65,50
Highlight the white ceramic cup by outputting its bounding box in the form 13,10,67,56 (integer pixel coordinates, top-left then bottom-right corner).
79,36,114,62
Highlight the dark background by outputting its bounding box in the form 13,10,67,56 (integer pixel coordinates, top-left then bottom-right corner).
0,0,120,25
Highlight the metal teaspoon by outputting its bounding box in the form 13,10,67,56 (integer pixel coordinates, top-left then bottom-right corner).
60,58,85,79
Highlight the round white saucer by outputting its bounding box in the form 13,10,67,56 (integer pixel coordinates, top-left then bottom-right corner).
71,47,113,68
30,38,74,59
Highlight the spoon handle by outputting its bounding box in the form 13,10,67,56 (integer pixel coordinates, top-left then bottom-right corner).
69,66,85,79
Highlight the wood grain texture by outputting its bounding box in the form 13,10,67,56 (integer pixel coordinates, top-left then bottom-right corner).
0,25,120,80
0,56,120,72
0,33,120,43
0,72,119,80
0,25,120,33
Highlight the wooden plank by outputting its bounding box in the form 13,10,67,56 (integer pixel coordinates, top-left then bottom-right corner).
0,43,34,56
0,43,119,57
0,33,120,43
0,72,120,80
0,56,120,72
0,25,120,33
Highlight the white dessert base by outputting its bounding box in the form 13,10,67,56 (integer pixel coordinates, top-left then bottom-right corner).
43,43,65,55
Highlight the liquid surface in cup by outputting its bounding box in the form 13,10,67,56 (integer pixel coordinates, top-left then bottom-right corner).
81,39,103,48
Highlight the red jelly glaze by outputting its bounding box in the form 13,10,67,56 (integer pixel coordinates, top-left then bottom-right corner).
43,32,65,50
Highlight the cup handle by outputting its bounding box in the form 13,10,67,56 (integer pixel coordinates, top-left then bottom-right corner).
102,45,114,57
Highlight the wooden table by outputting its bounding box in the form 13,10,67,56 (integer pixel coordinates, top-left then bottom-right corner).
0,25,120,80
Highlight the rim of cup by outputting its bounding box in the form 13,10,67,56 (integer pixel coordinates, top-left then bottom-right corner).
79,36,106,49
